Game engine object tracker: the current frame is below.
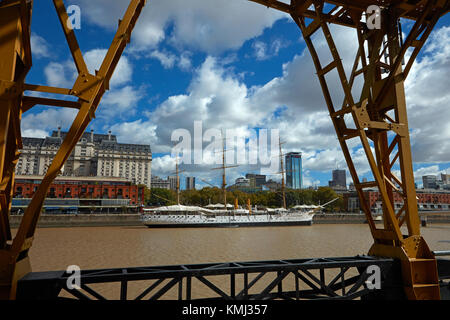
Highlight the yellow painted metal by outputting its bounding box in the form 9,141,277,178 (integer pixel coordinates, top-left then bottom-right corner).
0,0,146,299
248,0,449,299
0,0,31,300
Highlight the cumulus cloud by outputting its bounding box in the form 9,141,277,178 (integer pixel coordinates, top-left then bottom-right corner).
84,49,133,87
24,4,449,189
68,0,287,53
99,85,146,119
41,48,143,120
406,26,450,163
111,24,450,185
30,33,51,58
251,38,289,60
149,50,177,69
21,108,78,137
43,48,133,89
109,25,364,177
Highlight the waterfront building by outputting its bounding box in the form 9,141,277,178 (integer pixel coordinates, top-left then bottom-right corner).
422,175,437,189
12,175,144,214
343,189,450,213
151,176,170,189
235,177,250,187
15,128,152,188
441,173,450,184
285,152,302,189
245,174,267,188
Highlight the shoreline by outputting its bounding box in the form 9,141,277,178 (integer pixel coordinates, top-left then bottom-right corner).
9,212,450,228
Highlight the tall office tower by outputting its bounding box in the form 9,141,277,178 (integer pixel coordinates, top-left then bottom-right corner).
329,169,347,189
168,176,178,191
186,177,196,190
285,152,302,189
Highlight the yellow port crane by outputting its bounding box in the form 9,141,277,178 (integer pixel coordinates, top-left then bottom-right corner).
0,0,147,299
0,0,449,300
248,0,449,299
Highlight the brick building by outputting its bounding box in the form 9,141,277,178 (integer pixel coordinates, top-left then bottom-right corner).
344,189,450,213
12,175,145,214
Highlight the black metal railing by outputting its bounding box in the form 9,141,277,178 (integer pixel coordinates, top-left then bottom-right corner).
17,255,407,300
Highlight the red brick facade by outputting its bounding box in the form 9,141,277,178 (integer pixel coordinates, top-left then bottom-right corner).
14,176,145,205
344,190,450,212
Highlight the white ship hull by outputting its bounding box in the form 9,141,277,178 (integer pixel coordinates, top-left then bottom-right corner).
142,212,314,228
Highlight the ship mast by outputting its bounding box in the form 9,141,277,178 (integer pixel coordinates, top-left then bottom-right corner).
279,137,287,209
222,136,227,209
176,157,180,205
171,154,184,205
211,131,238,212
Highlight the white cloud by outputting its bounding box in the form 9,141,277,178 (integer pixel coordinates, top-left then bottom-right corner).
151,155,177,176
99,85,145,119
21,108,78,137
109,119,158,148
178,52,193,71
20,129,49,139
43,49,133,89
111,26,361,172
405,26,450,163
103,23,449,188
148,50,192,71
393,165,450,187
251,38,288,60
83,49,133,87
68,0,287,53
30,33,51,58
44,62,76,88
149,50,177,69
252,41,268,60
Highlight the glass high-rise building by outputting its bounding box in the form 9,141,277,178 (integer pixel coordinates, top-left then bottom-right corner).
329,169,347,188
285,152,302,189
186,177,196,190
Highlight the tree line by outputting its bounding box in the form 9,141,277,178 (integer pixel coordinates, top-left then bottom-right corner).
141,186,345,212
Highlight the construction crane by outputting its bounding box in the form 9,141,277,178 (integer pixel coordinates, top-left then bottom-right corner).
0,0,449,300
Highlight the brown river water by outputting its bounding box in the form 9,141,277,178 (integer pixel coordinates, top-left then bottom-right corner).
19,224,450,299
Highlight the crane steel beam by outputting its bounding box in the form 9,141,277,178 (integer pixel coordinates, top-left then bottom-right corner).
248,0,448,299
0,0,146,299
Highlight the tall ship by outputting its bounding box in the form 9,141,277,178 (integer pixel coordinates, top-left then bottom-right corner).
141,203,328,228
142,137,338,228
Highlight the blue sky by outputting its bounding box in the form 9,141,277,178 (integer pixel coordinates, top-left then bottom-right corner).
23,1,450,189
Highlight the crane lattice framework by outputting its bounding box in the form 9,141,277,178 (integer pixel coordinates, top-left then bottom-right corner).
0,0,448,301
249,0,449,299
0,0,146,299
